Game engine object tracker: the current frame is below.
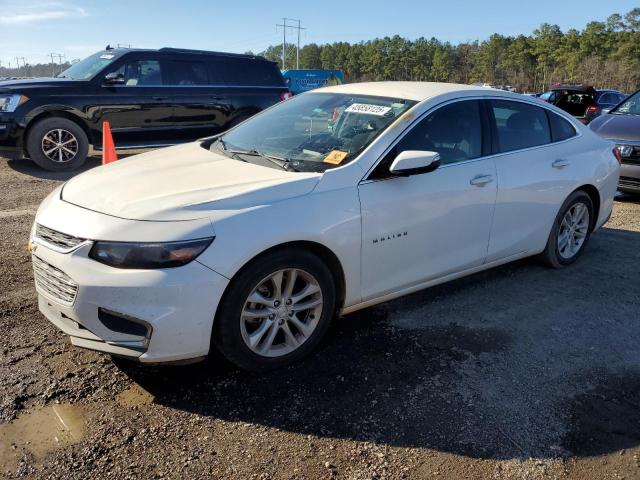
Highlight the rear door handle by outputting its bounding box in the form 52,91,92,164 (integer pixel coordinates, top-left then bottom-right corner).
552,159,570,169
152,96,169,101
470,174,494,187
211,96,226,100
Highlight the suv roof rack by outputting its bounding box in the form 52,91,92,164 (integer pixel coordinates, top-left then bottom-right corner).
158,47,266,61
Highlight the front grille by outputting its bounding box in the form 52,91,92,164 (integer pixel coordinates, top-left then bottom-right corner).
35,224,85,251
620,176,640,189
32,255,78,305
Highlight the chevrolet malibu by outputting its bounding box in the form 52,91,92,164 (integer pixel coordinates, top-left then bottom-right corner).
30,82,620,371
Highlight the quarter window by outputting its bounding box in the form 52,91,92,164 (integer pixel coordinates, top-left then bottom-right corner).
547,112,576,142
394,100,483,165
490,100,551,152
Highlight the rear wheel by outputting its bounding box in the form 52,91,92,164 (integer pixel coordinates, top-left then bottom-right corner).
26,117,89,172
541,190,594,268
213,249,336,371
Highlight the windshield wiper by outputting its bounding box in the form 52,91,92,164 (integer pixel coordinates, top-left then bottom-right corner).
216,138,290,170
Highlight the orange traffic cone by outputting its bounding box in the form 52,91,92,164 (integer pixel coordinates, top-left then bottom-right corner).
102,121,118,164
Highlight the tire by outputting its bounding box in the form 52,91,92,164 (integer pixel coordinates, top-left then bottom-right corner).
213,248,336,372
541,190,595,268
26,117,89,172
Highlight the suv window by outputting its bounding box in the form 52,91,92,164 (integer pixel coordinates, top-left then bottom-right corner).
490,100,551,152
598,93,616,105
163,60,208,86
112,59,162,86
547,111,576,142
213,58,283,87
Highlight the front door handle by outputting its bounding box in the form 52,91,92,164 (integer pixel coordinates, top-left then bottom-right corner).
552,159,570,169
211,96,226,100
470,174,494,187
152,96,169,101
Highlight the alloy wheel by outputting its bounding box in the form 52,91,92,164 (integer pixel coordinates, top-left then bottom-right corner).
557,202,590,260
240,268,323,358
41,129,79,163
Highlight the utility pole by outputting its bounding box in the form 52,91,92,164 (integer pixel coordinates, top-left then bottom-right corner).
296,19,301,69
276,18,305,70
15,57,27,76
48,53,65,76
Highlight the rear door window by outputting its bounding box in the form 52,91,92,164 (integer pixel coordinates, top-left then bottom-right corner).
163,60,208,86
212,58,283,87
490,100,551,153
547,111,576,142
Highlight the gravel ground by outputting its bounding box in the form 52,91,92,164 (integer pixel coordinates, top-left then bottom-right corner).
1,154,640,480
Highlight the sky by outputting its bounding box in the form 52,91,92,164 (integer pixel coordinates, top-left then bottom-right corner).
0,0,637,68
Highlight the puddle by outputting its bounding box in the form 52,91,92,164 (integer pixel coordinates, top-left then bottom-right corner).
116,384,155,407
0,403,85,467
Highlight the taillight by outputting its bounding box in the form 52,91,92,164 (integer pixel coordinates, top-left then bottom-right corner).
613,147,622,164
586,106,598,113
280,91,293,101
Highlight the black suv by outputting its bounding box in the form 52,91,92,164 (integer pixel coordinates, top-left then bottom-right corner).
0,47,290,171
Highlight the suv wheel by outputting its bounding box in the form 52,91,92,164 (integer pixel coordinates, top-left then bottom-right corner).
213,249,336,371
26,118,89,172
541,190,594,268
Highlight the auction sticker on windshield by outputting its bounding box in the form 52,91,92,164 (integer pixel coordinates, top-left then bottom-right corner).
345,103,392,116
323,150,349,165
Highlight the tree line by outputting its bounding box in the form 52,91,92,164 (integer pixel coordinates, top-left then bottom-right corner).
2,8,638,93
259,8,640,93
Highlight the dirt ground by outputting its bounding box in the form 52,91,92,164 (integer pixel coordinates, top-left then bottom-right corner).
1,153,640,480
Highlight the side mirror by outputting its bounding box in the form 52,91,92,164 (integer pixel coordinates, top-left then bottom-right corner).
389,150,441,176
103,72,125,85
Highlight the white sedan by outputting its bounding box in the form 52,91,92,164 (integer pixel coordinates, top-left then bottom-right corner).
30,82,620,371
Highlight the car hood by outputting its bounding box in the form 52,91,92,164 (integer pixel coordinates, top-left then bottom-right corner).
61,142,321,221
589,113,640,142
0,77,87,93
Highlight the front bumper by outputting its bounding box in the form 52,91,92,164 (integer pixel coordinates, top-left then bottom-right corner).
33,241,228,363
0,114,25,158
620,162,640,194
30,188,228,363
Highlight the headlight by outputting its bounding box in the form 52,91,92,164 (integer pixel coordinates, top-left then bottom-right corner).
89,237,214,269
616,145,634,158
0,94,29,113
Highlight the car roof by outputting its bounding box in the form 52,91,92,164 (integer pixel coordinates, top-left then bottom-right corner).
314,81,495,101
105,47,271,62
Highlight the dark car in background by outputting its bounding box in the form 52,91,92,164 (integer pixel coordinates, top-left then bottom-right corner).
0,47,290,171
539,84,626,124
589,89,640,195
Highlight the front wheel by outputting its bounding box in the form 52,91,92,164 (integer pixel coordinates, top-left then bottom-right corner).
26,117,89,172
212,249,336,371
541,190,595,268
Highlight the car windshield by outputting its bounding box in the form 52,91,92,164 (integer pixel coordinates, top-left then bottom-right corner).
612,91,640,115
57,51,120,80
214,93,416,172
